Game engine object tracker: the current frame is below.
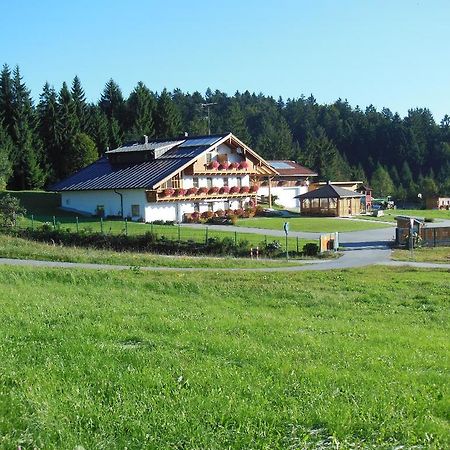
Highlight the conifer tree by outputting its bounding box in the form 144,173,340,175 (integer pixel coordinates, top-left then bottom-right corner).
0,64,14,136
0,121,13,188
71,76,89,132
224,100,251,144
99,79,125,125
154,89,182,138
126,81,155,140
108,117,123,149
90,107,109,154
370,163,394,197
67,132,98,173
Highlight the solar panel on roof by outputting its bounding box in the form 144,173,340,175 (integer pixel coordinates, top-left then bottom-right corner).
178,136,221,147
270,162,293,169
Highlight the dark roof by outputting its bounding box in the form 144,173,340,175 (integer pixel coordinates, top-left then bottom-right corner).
295,184,365,199
268,160,317,177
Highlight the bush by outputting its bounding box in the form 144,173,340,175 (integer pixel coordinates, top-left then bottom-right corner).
303,242,319,256
424,217,435,223
0,194,26,227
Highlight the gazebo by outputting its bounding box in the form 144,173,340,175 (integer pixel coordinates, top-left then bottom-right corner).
295,183,365,217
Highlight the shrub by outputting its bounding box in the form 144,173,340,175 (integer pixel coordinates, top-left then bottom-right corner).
303,242,319,256
187,187,198,195
215,209,225,217
230,215,238,225
244,207,256,218
0,194,26,227
201,211,215,220
234,208,244,217
240,186,250,194
175,188,187,196
255,205,264,215
265,240,282,256
198,187,208,195
219,186,230,194
239,160,249,170
424,217,435,223
225,208,234,217
230,186,240,194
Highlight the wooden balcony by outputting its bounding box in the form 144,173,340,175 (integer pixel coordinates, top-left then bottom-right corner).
146,188,258,203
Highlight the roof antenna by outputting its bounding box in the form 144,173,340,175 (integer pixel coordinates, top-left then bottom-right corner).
201,102,217,135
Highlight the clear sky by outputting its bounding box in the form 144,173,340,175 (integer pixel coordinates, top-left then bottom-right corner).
1,0,449,120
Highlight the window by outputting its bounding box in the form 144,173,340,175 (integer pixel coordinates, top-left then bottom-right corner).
237,177,242,188
206,153,212,164
131,204,140,217
96,205,105,217
193,202,200,212
223,177,229,187
224,200,230,209
206,177,213,188
65,198,70,205
207,203,214,212
192,177,199,188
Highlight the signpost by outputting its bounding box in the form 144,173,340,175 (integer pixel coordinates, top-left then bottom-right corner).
410,218,414,260
283,222,289,260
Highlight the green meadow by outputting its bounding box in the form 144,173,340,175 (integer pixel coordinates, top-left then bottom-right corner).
0,265,448,449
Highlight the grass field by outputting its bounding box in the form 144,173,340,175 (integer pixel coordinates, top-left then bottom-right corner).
392,246,450,263
0,265,448,448
0,234,301,269
236,216,392,232
359,209,450,222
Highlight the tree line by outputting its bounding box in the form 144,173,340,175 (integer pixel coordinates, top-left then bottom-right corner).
0,63,449,199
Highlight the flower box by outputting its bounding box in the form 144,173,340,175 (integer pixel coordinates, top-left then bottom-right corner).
175,188,187,196
234,208,245,217
219,186,230,194
229,186,240,194
162,188,175,197
198,187,208,194
249,185,259,193
219,161,230,170
239,161,249,170
240,186,250,194
208,187,219,194
209,160,220,170
229,162,239,169
187,187,198,195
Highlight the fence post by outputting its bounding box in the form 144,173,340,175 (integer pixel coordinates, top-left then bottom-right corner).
100,217,104,234
234,231,238,246
31,214,34,231
125,218,128,236
76,216,79,233
434,228,437,247
296,236,299,253
178,223,181,241
52,215,56,230
205,226,208,244
265,235,267,246
150,222,154,234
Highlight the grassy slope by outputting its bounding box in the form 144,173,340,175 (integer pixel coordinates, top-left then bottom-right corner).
0,234,300,269
359,209,450,222
236,216,392,232
392,247,450,263
0,266,448,449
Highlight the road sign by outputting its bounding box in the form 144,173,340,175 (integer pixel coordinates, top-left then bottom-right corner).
283,222,289,235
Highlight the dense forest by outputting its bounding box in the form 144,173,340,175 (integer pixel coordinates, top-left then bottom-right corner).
0,63,449,199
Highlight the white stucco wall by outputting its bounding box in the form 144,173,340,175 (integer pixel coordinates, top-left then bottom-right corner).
182,174,249,189
259,185,309,209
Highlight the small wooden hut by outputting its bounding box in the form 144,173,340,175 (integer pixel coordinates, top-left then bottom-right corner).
295,183,364,217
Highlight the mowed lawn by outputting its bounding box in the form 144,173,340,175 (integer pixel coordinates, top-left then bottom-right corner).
359,209,450,222
393,246,450,263
237,216,392,233
0,266,448,449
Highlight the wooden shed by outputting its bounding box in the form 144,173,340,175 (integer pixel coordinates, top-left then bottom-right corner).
295,183,364,217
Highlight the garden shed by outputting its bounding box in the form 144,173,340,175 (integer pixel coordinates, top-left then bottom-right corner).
295,183,364,217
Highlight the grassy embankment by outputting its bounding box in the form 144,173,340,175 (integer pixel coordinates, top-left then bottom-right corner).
392,246,450,263
358,208,450,222
0,234,301,269
237,216,392,232
0,265,448,449
0,191,312,252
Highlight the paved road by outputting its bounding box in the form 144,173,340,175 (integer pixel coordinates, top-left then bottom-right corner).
1,249,449,272
181,223,396,247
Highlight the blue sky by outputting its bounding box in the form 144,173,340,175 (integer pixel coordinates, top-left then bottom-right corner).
1,0,449,120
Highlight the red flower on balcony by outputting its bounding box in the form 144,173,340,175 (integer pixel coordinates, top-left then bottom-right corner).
239,160,249,170
175,188,187,196
209,160,220,170
229,186,240,194
162,188,175,197
234,208,245,217
187,187,198,195
240,186,250,194
249,185,259,193
209,186,219,195
198,187,208,194
229,162,239,169
219,161,230,170
219,186,230,194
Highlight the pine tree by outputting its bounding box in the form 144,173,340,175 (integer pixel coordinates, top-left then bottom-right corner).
71,76,89,133
99,79,124,124
224,100,251,144
90,107,109,154
0,64,14,137
0,121,13,188
10,66,45,189
38,82,59,181
154,89,182,138
126,81,155,140
108,117,123,149
67,132,98,173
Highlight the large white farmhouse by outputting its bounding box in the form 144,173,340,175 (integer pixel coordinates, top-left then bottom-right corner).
50,133,277,222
